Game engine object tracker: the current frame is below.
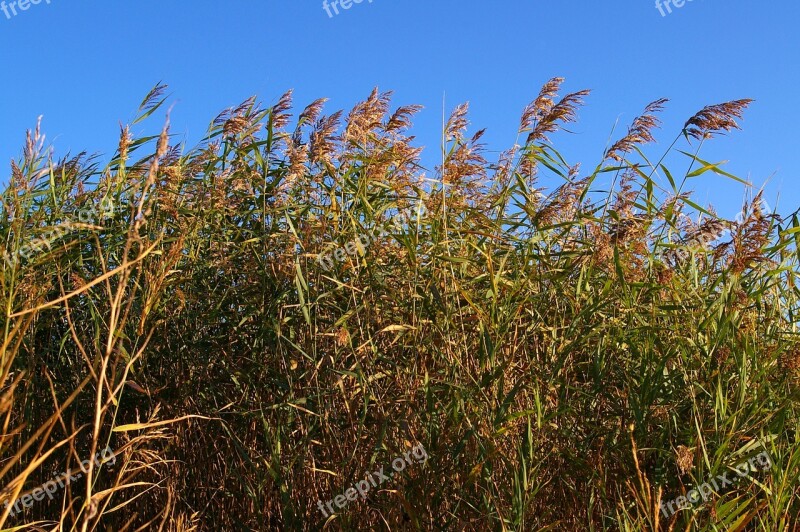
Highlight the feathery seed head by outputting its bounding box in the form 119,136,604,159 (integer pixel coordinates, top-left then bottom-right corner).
685,99,754,140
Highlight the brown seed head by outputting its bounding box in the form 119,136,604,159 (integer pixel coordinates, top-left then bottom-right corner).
675,445,694,475
527,88,591,144
386,104,423,133
519,77,564,133
343,88,392,146
606,98,668,161
298,98,328,129
271,89,294,130
309,111,343,164
118,125,131,161
445,103,470,142
685,99,754,140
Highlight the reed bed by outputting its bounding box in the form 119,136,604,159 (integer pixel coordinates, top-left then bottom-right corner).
1,80,799,530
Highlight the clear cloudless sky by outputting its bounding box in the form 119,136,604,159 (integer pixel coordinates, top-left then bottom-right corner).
0,0,798,217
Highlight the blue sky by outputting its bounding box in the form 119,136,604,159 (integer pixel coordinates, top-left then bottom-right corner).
1,0,797,218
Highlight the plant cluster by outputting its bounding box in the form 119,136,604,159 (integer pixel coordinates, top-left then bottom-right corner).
1,80,799,530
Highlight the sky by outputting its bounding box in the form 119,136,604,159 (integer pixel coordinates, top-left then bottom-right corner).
0,0,798,219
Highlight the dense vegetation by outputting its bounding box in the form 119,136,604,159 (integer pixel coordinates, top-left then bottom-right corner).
1,80,799,530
